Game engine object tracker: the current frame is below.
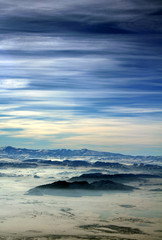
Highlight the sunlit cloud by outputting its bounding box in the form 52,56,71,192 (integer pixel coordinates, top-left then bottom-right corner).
0,79,29,89
0,117,161,150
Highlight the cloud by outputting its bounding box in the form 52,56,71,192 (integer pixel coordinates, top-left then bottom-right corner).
0,0,161,155
0,78,29,89
0,0,162,34
103,107,162,114
0,117,162,152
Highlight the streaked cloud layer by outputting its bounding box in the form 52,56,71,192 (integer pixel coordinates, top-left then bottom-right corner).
0,0,162,154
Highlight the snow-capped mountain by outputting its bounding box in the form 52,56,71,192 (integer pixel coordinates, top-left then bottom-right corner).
0,146,161,164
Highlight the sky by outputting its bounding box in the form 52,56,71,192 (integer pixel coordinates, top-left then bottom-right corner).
0,0,162,155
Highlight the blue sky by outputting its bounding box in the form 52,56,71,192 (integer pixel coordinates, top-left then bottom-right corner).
0,0,162,155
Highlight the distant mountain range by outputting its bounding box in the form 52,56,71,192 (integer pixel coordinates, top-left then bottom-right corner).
0,146,161,162
0,146,162,180
0,158,161,175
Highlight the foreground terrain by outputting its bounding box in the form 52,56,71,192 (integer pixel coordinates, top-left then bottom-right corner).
0,147,162,239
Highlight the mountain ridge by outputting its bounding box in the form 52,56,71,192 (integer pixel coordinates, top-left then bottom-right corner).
0,146,161,160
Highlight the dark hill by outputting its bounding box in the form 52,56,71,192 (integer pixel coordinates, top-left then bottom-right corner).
27,179,135,196
69,173,161,183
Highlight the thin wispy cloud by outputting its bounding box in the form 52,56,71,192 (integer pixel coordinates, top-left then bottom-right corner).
0,78,29,89
0,0,161,154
